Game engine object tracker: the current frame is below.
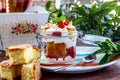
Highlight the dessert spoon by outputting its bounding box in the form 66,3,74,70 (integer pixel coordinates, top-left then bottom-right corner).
53,55,96,72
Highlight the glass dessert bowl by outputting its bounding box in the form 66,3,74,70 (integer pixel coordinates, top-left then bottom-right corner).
36,20,78,63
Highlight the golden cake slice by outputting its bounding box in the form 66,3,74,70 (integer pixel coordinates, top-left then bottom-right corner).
21,60,42,80
45,41,56,57
5,44,34,65
45,41,67,58
55,42,67,57
32,46,41,60
0,60,21,80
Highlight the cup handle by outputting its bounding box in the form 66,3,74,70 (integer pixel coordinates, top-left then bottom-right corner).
77,31,84,38
0,34,3,50
36,32,45,49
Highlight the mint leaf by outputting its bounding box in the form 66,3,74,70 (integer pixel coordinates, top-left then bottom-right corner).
93,39,120,65
99,54,109,65
52,16,66,23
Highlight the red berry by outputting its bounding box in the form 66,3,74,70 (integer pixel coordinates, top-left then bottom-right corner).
58,21,65,28
52,31,61,36
64,20,70,26
68,46,75,58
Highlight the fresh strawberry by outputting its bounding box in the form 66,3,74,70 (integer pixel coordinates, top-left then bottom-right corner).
58,21,65,28
64,20,70,26
68,46,75,58
52,31,61,36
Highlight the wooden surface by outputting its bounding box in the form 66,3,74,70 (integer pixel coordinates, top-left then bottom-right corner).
1,64,120,80
40,63,120,80
0,42,120,80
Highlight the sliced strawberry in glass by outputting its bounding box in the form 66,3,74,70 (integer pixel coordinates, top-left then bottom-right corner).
52,31,61,36
68,46,75,58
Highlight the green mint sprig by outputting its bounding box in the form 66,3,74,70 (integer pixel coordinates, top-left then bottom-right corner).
93,39,120,65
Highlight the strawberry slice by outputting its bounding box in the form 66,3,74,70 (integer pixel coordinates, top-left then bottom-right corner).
68,46,75,58
58,21,65,28
64,20,70,26
52,31,61,36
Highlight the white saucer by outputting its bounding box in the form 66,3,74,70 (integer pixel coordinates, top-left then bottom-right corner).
82,34,111,45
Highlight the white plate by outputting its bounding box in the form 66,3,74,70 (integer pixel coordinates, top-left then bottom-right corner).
83,34,111,42
82,34,111,45
40,60,119,74
40,46,119,74
76,46,100,57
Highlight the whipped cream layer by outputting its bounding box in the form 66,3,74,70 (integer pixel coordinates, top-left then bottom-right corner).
41,22,77,37
42,37,75,49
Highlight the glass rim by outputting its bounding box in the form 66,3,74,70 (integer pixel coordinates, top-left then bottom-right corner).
37,31,83,38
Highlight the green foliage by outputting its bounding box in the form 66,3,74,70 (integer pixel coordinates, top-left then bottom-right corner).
93,39,120,65
71,1,118,36
104,5,120,41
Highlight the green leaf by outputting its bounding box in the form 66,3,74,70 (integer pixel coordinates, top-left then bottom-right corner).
94,41,101,44
45,1,53,11
116,43,120,51
99,54,109,65
73,17,86,25
71,5,87,16
101,1,117,9
115,6,120,15
106,39,117,51
93,49,106,55
115,18,120,23
92,9,107,18
90,3,97,16
107,50,113,55
52,16,66,23
107,52,119,62
50,10,62,17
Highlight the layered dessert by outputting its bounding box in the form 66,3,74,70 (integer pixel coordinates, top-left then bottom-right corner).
40,20,77,63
